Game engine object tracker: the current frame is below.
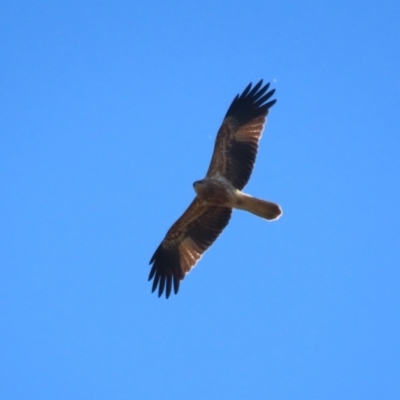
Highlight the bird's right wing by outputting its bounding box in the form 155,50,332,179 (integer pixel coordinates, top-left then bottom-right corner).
149,198,232,298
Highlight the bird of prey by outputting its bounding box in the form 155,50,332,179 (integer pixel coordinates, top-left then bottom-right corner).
149,80,282,298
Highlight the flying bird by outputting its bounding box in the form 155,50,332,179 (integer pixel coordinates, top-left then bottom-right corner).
149,80,282,298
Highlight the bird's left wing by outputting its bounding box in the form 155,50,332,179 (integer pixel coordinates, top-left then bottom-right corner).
149,198,232,298
206,80,276,190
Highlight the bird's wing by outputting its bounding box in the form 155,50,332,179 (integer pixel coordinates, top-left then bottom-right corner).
206,80,276,190
149,198,232,298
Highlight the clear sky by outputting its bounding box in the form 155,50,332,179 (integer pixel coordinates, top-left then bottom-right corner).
1,1,400,399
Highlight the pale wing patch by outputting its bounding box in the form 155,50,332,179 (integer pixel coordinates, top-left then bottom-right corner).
179,237,204,274
234,116,266,142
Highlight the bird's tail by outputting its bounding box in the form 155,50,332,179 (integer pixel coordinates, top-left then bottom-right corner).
236,193,282,220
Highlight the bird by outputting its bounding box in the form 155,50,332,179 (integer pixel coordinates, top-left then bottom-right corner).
148,80,282,298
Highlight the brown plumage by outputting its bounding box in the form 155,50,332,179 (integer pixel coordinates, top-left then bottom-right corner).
149,80,282,298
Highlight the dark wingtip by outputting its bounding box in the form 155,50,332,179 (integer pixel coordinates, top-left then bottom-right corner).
165,276,172,299
247,80,263,97
158,275,166,297
265,99,277,110
225,80,277,126
173,275,180,294
148,244,181,299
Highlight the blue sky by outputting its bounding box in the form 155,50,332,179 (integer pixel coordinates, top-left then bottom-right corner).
1,1,400,398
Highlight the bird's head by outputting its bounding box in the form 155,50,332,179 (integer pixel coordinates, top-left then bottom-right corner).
193,179,205,194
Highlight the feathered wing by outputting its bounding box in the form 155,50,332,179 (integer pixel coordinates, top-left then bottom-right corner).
206,80,276,190
149,199,232,298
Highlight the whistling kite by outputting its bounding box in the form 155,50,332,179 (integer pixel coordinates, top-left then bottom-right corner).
149,80,282,298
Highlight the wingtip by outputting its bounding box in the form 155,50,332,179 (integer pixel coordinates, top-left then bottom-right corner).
148,244,181,299
224,80,277,124
147,264,183,299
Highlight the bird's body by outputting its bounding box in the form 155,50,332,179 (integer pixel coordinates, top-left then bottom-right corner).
149,80,282,298
193,177,236,206
194,177,281,220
